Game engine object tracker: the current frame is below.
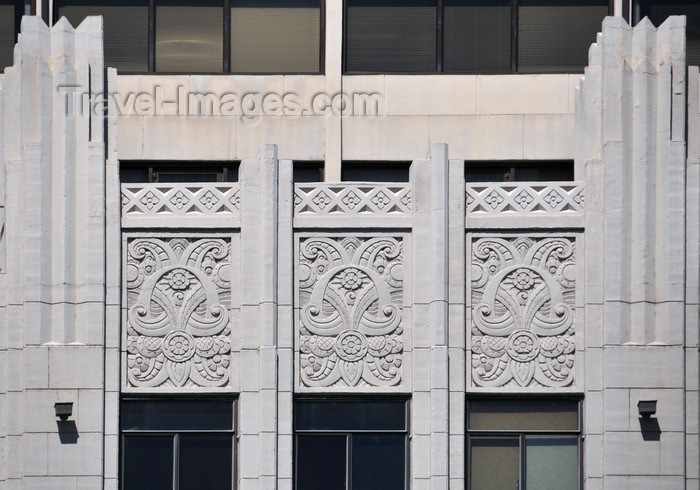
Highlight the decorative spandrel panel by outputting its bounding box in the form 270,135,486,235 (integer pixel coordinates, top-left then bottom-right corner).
296,236,405,389
469,236,577,389
124,236,233,390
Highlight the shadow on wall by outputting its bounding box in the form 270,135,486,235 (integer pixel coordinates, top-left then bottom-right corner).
56,421,79,444
639,418,661,441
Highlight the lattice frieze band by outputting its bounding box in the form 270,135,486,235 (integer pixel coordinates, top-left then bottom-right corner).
295,184,411,216
121,183,241,218
466,183,584,216
297,236,404,388
124,236,232,389
470,236,576,389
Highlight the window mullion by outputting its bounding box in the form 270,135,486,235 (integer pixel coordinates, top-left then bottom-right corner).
148,0,155,72
346,434,352,490
223,0,230,72
436,0,443,72
519,433,525,490
511,0,518,72
173,433,180,490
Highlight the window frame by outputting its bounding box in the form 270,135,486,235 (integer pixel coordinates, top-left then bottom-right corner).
119,161,239,183
120,396,237,490
466,396,583,490
294,397,411,490
342,0,613,75
53,0,325,75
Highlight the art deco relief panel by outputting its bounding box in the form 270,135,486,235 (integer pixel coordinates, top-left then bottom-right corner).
122,234,238,391
468,235,579,389
295,234,407,390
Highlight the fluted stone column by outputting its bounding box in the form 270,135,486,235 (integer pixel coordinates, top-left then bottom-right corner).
576,15,694,488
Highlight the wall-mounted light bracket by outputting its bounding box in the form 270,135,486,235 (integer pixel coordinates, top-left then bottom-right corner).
637,400,657,418
54,402,73,421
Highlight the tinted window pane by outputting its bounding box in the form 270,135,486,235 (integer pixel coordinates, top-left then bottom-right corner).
525,435,579,490
443,0,510,73
156,172,219,183
295,400,406,431
122,400,233,431
58,0,149,72
346,0,437,73
351,434,405,490
123,435,174,490
518,0,608,72
155,0,223,72
0,4,14,71
469,399,579,431
469,437,519,490
341,162,411,182
294,162,323,183
179,434,233,490
231,0,320,73
296,435,347,489
648,3,700,67
465,166,509,182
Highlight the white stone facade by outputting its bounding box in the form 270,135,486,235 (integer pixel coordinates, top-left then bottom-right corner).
0,7,697,490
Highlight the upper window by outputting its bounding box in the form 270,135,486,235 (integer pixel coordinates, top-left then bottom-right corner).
121,398,236,490
120,161,239,183
344,0,609,73
467,398,581,490
341,161,411,182
294,399,408,489
465,161,574,182
0,0,27,72
55,0,322,73
634,0,700,67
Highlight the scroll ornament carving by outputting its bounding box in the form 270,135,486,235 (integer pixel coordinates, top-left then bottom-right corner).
471,237,576,388
126,237,232,388
299,237,404,387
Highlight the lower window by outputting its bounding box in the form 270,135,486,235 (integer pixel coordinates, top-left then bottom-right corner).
294,398,408,490
467,398,581,490
120,398,235,490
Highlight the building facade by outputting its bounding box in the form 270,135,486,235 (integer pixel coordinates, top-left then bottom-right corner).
0,1,698,489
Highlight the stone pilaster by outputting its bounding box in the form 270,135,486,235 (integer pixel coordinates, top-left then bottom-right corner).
576,15,690,487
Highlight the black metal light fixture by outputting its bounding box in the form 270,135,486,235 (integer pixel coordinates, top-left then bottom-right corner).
54,402,73,421
637,400,657,418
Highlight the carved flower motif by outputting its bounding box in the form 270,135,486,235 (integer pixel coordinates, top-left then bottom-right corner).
372,191,389,209
168,270,190,290
140,191,160,209
514,190,534,209
544,190,564,207
512,268,535,291
170,190,189,209
162,331,196,362
484,190,504,209
506,330,540,362
312,191,331,209
338,268,363,290
342,191,361,209
335,330,369,362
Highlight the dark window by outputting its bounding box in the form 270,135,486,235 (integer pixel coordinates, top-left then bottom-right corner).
344,0,609,74
295,399,408,489
120,161,239,183
635,0,700,67
56,0,149,72
55,0,322,73
293,161,324,183
465,161,574,182
341,161,411,182
467,398,581,490
121,398,235,490
0,1,27,72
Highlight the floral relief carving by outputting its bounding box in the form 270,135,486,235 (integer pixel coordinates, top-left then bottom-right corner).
470,237,576,388
125,237,232,388
298,236,404,388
